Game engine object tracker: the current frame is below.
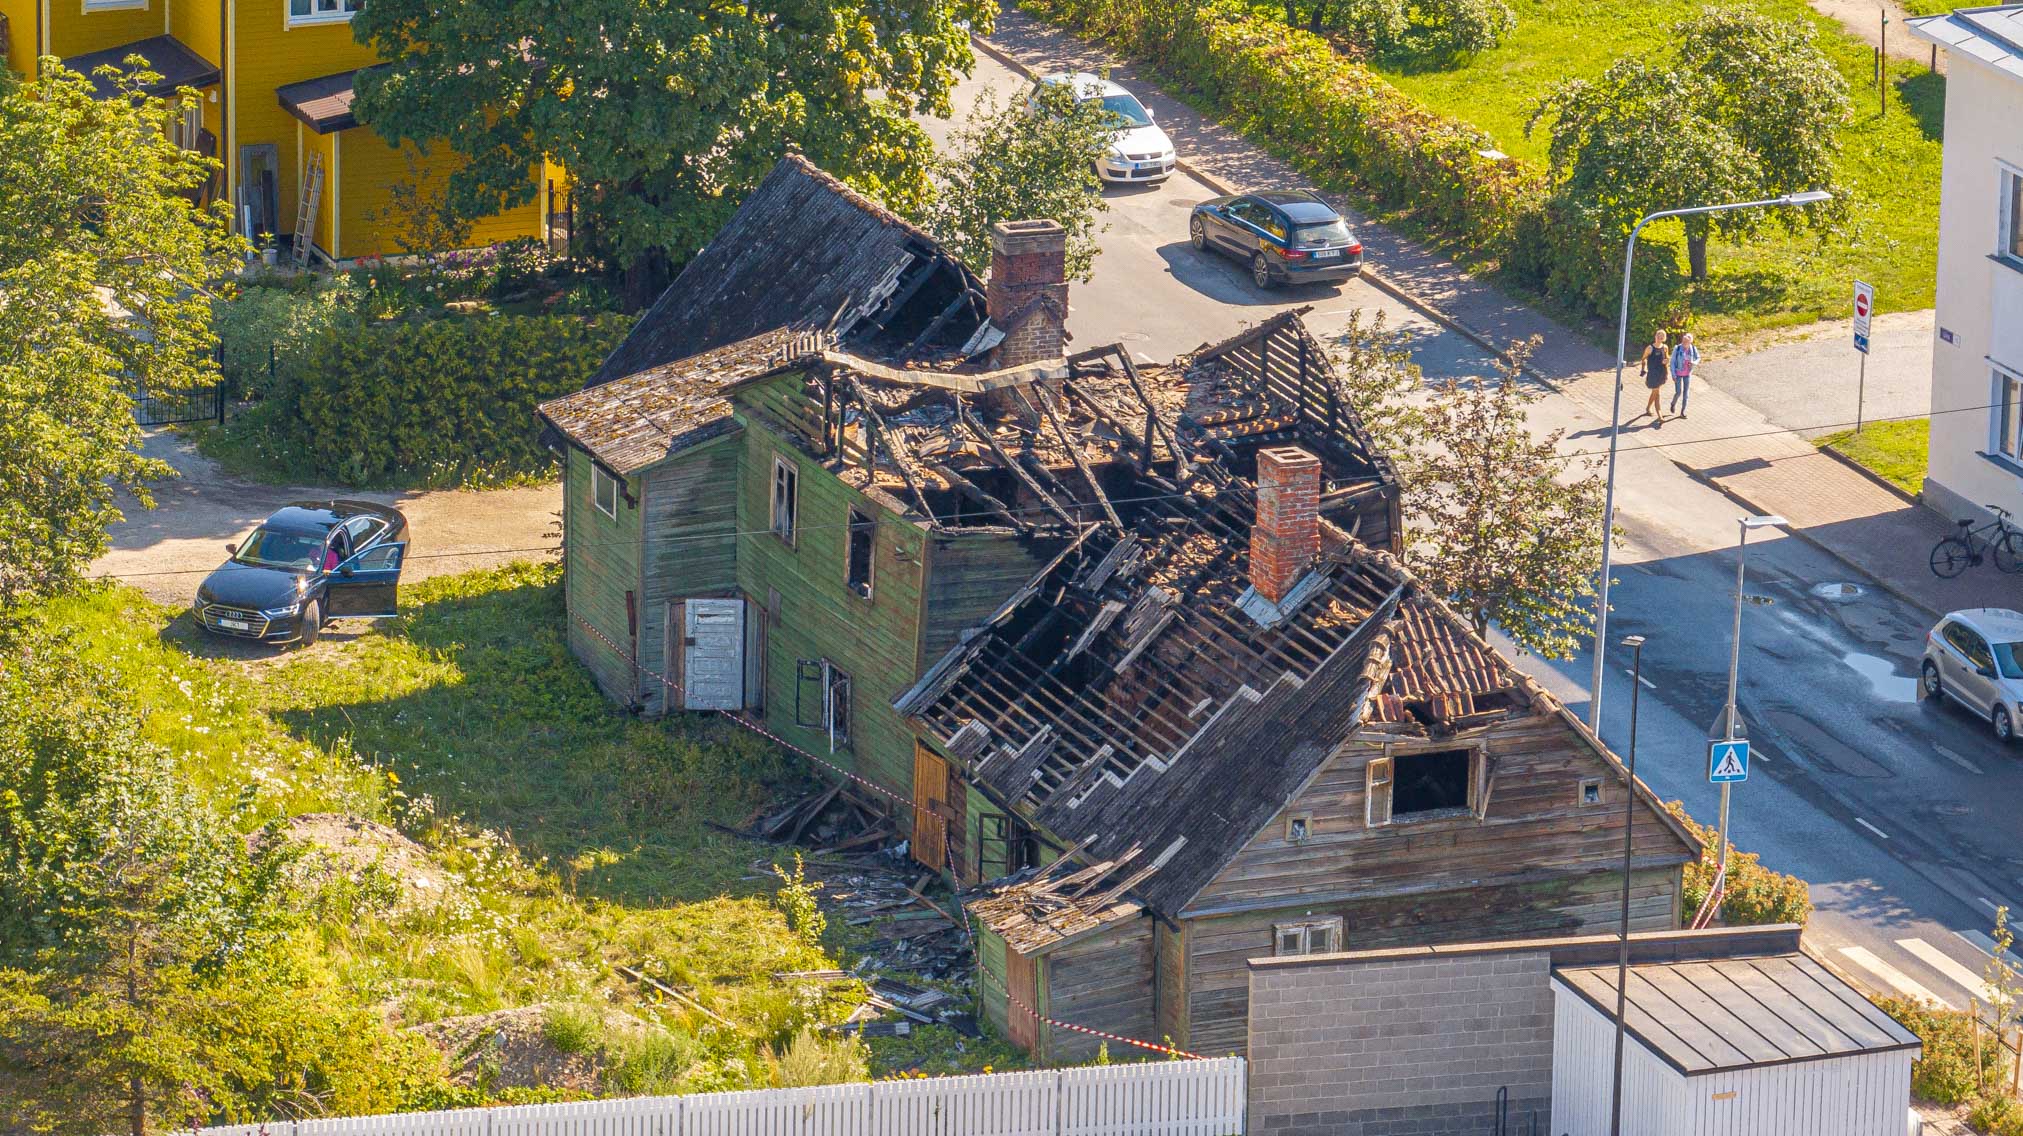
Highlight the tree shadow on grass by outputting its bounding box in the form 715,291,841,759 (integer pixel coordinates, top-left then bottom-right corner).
1896,70,1945,144
247,568,807,906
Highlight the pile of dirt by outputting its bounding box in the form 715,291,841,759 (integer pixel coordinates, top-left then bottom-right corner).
412,1003,659,1094
267,812,451,912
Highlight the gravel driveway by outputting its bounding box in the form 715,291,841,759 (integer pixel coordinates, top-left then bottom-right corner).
93,429,562,606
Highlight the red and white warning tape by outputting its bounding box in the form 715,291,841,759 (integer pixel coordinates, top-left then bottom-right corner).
570,612,1207,1059
1689,863,1727,930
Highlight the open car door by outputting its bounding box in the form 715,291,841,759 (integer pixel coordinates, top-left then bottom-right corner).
325,542,407,618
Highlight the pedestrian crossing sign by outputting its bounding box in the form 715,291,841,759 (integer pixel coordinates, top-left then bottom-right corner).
1709,740,1750,784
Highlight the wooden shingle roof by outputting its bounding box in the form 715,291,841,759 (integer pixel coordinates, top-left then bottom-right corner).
587,155,984,387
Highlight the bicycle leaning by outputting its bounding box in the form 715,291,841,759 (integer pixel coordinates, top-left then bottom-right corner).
1930,505,2023,578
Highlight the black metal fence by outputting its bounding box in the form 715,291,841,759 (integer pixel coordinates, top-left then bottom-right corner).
134,381,225,426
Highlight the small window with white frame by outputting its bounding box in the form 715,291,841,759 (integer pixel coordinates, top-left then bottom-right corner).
83,0,148,11
591,464,619,519
1284,814,1312,844
1997,366,2023,466
2002,166,2023,264
1273,917,1342,957
770,458,799,544
288,0,361,25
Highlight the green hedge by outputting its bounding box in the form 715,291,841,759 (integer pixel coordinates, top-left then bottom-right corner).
238,313,632,488
1666,801,1813,927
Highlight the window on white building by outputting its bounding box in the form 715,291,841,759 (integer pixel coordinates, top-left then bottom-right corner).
288,0,361,25
2003,167,2023,264
1997,369,2023,465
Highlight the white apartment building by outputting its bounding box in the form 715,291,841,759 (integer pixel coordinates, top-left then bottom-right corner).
1911,5,2023,523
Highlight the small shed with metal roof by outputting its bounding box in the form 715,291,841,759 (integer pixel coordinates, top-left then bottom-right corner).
1550,952,1920,1135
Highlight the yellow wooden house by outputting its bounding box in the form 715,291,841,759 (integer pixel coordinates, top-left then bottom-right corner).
1,0,560,262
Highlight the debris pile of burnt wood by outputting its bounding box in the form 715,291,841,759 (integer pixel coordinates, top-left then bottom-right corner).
734,784,978,1038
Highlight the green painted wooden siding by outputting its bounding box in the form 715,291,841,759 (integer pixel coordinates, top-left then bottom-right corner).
637,432,744,714
977,925,1010,1042
920,531,1061,666
563,447,643,707
733,373,930,801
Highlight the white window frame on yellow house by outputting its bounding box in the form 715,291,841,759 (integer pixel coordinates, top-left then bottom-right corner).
82,0,148,11
286,0,360,27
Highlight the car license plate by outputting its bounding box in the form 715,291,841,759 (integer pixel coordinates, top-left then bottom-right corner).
1312,248,1342,259
1136,161,1163,171
219,618,251,631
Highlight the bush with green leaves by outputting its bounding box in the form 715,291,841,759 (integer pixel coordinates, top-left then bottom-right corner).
923,84,1111,282
1666,802,1813,926
214,278,364,400
218,311,631,488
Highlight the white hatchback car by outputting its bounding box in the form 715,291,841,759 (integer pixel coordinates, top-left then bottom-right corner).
1921,607,2023,742
1032,72,1177,184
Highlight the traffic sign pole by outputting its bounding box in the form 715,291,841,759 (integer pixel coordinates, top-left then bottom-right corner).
1853,281,1875,433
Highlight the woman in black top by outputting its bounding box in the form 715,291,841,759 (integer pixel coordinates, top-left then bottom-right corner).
1642,329,1671,421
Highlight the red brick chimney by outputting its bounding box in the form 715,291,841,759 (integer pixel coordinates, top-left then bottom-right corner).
1251,446,1322,605
986,219,1068,370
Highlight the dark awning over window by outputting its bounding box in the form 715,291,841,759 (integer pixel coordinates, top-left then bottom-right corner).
63,35,221,99
276,69,365,134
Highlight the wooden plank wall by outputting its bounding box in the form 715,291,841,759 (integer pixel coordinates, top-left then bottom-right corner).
1041,918,1158,1064
563,447,644,708
1154,921,1188,1050
733,375,930,802
918,530,1059,666
637,434,743,715
976,925,1012,1043
1189,712,1693,915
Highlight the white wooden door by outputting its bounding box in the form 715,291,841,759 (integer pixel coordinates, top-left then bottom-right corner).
683,599,745,710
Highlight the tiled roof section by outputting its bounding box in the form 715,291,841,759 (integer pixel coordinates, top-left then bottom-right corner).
1909,6,2023,79
588,155,985,386
537,329,815,473
65,35,220,99
277,69,365,134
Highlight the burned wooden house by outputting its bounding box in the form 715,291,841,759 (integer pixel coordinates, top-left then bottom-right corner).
538,154,1694,1066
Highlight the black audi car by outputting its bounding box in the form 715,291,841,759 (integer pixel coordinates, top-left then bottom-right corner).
1189,190,1364,289
193,501,411,646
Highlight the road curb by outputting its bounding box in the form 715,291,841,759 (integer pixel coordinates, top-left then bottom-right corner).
1668,458,1945,623
968,32,1541,384
1815,441,1924,508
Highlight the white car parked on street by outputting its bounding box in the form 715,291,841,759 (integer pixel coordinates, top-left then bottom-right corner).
1921,607,2023,742
1031,72,1177,185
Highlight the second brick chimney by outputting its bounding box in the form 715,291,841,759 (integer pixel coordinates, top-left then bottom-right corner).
986,219,1069,370
1251,446,1322,605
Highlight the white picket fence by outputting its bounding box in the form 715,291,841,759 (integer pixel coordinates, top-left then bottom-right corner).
190,1057,1245,1136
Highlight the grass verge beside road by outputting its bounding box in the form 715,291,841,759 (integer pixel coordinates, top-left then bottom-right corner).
1818,418,1928,496
1369,0,1942,337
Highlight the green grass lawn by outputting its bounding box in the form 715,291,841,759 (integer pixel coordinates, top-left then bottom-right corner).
1817,416,1928,494
29,564,1019,1094
1372,0,1943,337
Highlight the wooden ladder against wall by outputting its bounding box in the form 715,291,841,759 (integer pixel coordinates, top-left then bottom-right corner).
292,153,325,266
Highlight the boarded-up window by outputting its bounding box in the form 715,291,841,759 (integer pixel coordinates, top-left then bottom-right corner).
846,508,875,598
770,458,798,543
1272,917,1342,956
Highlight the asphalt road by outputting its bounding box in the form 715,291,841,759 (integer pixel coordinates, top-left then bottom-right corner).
934,43,2023,1010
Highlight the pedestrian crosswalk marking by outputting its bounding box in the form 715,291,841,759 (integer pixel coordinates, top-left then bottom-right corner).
1898,938,1995,1003
1838,946,1959,1009
1959,929,2023,971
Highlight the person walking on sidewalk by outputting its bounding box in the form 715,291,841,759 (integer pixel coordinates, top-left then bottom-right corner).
1641,328,1671,422
1669,332,1699,418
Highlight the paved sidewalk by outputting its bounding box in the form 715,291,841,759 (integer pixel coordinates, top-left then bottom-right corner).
982,11,2019,621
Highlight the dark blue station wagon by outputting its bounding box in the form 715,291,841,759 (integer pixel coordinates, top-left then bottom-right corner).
1189,191,1364,289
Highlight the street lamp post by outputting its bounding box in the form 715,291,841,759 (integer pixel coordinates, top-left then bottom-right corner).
1586,190,1833,734
1713,514,1786,891
1610,633,1648,1136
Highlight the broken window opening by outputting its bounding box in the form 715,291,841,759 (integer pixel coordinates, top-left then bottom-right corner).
1273,917,1342,957
794,659,825,728
847,508,875,599
823,662,853,751
771,458,799,544
1580,778,1603,806
1392,748,1472,816
1285,814,1312,844
977,813,1041,881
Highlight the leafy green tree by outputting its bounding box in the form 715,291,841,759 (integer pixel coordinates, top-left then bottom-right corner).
1526,8,1847,280
1326,310,1427,459
351,0,993,301
0,63,241,617
1402,339,1608,659
0,657,443,1133
922,84,1110,282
